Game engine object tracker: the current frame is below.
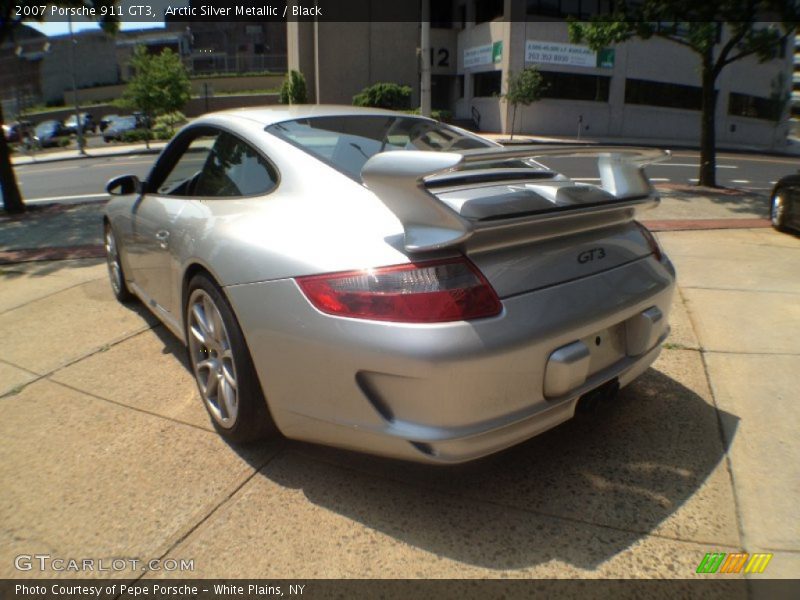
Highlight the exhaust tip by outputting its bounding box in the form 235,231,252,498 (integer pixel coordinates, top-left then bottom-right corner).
576,378,620,415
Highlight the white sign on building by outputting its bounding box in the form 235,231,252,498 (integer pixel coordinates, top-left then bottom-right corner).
525,40,614,69
464,41,503,69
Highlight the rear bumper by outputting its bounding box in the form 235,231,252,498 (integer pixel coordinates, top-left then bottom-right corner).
226,255,675,464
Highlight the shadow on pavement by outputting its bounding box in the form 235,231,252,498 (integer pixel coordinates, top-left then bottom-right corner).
660,186,770,217
238,366,739,571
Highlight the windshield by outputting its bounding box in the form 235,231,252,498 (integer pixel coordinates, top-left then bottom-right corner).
114,117,137,128
266,116,494,180
36,122,58,136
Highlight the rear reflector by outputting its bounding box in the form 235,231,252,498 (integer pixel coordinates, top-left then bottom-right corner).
634,221,663,261
296,258,502,323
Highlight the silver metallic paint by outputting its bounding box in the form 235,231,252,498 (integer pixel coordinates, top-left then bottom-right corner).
105,106,676,463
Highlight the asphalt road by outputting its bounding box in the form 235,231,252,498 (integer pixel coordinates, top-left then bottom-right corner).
10,148,799,205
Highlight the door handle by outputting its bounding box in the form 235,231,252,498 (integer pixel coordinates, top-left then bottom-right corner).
155,230,170,249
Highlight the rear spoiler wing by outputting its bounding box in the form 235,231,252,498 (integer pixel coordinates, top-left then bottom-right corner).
361,145,671,253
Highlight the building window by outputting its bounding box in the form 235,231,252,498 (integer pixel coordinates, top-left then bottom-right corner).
540,71,610,102
473,71,502,97
526,0,612,18
625,78,702,111
475,0,504,24
431,0,454,28
728,92,782,121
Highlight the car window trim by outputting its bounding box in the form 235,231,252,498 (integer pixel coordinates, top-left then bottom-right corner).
146,124,281,200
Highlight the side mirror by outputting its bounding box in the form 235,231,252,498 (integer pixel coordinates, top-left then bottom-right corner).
106,174,143,196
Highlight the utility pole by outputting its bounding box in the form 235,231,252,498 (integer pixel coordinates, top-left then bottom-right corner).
420,0,431,117
68,16,86,155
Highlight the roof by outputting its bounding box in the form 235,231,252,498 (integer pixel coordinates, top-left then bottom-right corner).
213,105,429,127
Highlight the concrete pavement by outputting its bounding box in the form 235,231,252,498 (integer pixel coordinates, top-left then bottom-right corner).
1,219,798,584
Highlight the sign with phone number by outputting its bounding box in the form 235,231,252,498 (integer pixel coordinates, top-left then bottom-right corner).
525,41,615,69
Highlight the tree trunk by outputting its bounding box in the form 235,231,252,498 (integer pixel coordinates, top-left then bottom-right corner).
510,104,517,141
0,102,25,214
699,50,717,188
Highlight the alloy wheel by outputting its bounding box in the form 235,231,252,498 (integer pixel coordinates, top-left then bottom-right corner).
105,227,123,295
187,289,239,428
771,194,784,227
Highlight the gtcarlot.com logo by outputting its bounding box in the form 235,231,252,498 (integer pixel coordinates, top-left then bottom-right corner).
15,554,195,573
696,552,773,574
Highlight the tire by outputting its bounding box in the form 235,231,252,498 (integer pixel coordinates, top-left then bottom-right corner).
104,223,134,302
771,191,786,231
185,274,276,443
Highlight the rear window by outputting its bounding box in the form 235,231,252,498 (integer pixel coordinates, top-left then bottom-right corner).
265,116,493,180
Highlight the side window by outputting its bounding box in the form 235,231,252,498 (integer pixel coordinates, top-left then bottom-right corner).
194,132,278,197
157,134,218,196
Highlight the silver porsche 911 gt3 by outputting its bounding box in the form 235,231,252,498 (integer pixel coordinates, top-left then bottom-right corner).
104,105,675,463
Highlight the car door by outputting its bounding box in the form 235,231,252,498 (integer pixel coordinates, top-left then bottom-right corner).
127,129,219,321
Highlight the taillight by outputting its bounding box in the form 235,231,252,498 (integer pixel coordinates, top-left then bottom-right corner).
296,258,502,323
634,221,663,261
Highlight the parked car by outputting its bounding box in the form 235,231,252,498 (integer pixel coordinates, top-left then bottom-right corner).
769,173,800,233
99,114,121,132
33,120,69,148
3,120,33,143
103,106,675,463
102,116,140,142
63,112,96,134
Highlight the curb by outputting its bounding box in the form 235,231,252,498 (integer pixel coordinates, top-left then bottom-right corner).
11,146,163,167
0,244,105,265
642,218,771,231
0,219,774,264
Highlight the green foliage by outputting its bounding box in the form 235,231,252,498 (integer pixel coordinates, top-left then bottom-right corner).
353,83,412,110
403,108,453,122
568,2,798,187
568,2,797,61
505,67,546,107
278,70,308,104
153,111,187,131
121,47,191,120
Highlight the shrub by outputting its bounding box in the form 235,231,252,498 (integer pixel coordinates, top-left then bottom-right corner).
353,83,412,110
120,129,150,143
279,70,308,104
403,108,453,122
154,111,187,130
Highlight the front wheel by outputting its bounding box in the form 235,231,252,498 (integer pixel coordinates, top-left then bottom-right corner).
186,274,276,442
771,191,786,231
104,224,133,302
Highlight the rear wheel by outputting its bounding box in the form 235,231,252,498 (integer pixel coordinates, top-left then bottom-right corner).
186,274,276,442
104,223,133,302
771,191,786,231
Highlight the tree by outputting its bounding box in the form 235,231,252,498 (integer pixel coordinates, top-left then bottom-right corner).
352,83,412,109
0,1,118,214
504,66,546,141
279,70,308,105
569,2,798,187
120,46,191,149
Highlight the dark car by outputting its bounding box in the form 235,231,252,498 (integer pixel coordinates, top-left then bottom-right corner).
33,120,69,148
102,115,141,142
99,114,121,132
3,121,33,143
63,112,97,135
770,173,800,233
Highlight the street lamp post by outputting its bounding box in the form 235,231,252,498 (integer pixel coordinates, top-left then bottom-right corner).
420,0,431,117
67,15,86,155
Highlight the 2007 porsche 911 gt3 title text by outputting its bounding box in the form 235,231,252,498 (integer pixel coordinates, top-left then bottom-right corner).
104,105,675,464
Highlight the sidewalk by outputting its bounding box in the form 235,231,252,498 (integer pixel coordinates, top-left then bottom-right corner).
0,186,771,265
10,141,167,166
480,133,800,157
9,132,800,167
